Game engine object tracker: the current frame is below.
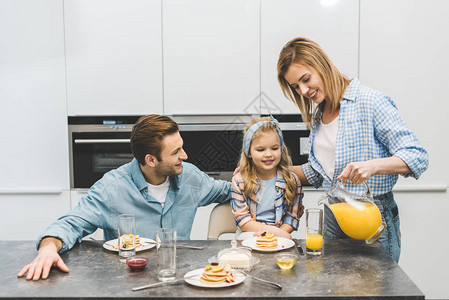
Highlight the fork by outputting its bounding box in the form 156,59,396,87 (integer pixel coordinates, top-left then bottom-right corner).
239,270,282,289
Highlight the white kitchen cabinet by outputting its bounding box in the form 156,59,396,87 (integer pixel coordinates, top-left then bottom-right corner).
0,0,69,190
65,0,163,116
0,0,69,240
0,192,71,240
261,0,359,115
360,3,449,298
359,0,448,189
163,0,260,115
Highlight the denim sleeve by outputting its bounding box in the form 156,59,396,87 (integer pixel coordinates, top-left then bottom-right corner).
373,95,429,179
36,183,108,254
190,165,231,207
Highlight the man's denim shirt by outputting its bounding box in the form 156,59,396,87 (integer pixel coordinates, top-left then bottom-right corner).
37,159,231,253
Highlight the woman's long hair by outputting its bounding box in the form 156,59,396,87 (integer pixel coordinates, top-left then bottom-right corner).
238,117,297,204
277,37,350,129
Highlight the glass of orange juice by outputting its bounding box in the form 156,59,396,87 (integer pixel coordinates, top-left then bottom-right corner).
305,208,323,255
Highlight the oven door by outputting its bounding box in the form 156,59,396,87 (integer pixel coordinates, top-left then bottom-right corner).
180,124,245,181
71,131,134,189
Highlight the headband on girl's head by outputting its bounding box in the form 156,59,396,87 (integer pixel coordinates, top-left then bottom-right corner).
243,115,284,157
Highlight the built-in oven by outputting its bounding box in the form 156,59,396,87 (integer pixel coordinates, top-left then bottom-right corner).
69,116,138,189
69,115,310,189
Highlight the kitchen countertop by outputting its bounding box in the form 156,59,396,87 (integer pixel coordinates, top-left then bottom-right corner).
3,239,423,299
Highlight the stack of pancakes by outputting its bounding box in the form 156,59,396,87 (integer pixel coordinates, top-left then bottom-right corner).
200,264,235,284
119,234,140,249
256,232,278,249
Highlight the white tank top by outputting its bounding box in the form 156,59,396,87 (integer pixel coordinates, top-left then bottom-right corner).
313,115,339,179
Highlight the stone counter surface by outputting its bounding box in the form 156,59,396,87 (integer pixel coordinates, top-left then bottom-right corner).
2,239,423,299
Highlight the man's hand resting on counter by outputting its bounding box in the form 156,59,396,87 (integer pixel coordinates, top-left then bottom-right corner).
17,237,69,281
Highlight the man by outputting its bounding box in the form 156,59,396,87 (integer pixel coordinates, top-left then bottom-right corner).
18,114,231,281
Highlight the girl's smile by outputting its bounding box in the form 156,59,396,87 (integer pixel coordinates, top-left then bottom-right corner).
249,130,281,180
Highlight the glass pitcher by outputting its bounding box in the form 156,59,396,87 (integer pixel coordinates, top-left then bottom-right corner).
318,180,386,244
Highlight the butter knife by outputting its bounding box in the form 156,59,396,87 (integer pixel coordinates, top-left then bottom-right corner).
293,239,305,255
239,270,282,289
132,274,197,291
143,241,203,250
105,241,203,250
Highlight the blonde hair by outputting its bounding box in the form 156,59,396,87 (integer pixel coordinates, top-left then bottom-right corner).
277,37,350,129
238,117,297,205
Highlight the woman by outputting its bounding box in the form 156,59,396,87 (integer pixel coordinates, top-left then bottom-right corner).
277,37,428,262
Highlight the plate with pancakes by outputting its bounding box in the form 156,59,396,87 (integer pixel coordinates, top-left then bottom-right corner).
184,263,245,288
103,236,156,252
241,232,295,252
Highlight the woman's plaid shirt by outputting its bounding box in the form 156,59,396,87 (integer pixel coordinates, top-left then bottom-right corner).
302,78,429,196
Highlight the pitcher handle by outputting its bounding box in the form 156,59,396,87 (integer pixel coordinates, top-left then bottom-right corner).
336,179,373,199
318,180,373,206
362,181,373,200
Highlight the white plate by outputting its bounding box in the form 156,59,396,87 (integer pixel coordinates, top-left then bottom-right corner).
102,238,156,252
241,237,295,252
184,268,245,288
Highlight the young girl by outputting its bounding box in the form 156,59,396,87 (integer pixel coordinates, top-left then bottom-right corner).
231,116,303,239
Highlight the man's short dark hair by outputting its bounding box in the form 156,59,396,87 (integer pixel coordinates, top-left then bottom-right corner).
130,114,179,165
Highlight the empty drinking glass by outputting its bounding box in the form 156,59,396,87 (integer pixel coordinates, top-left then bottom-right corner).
156,228,177,281
118,214,136,259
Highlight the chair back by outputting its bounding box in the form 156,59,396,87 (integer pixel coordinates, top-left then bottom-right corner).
207,202,237,240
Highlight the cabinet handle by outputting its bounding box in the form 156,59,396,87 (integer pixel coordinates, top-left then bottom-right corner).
0,189,63,195
74,139,130,144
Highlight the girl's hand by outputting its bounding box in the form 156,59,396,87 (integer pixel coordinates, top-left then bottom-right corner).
337,161,376,185
253,228,291,239
274,229,292,239
233,167,240,176
266,227,292,239
252,230,265,237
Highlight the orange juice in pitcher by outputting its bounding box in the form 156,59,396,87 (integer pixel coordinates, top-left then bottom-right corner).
329,202,383,241
318,181,386,244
